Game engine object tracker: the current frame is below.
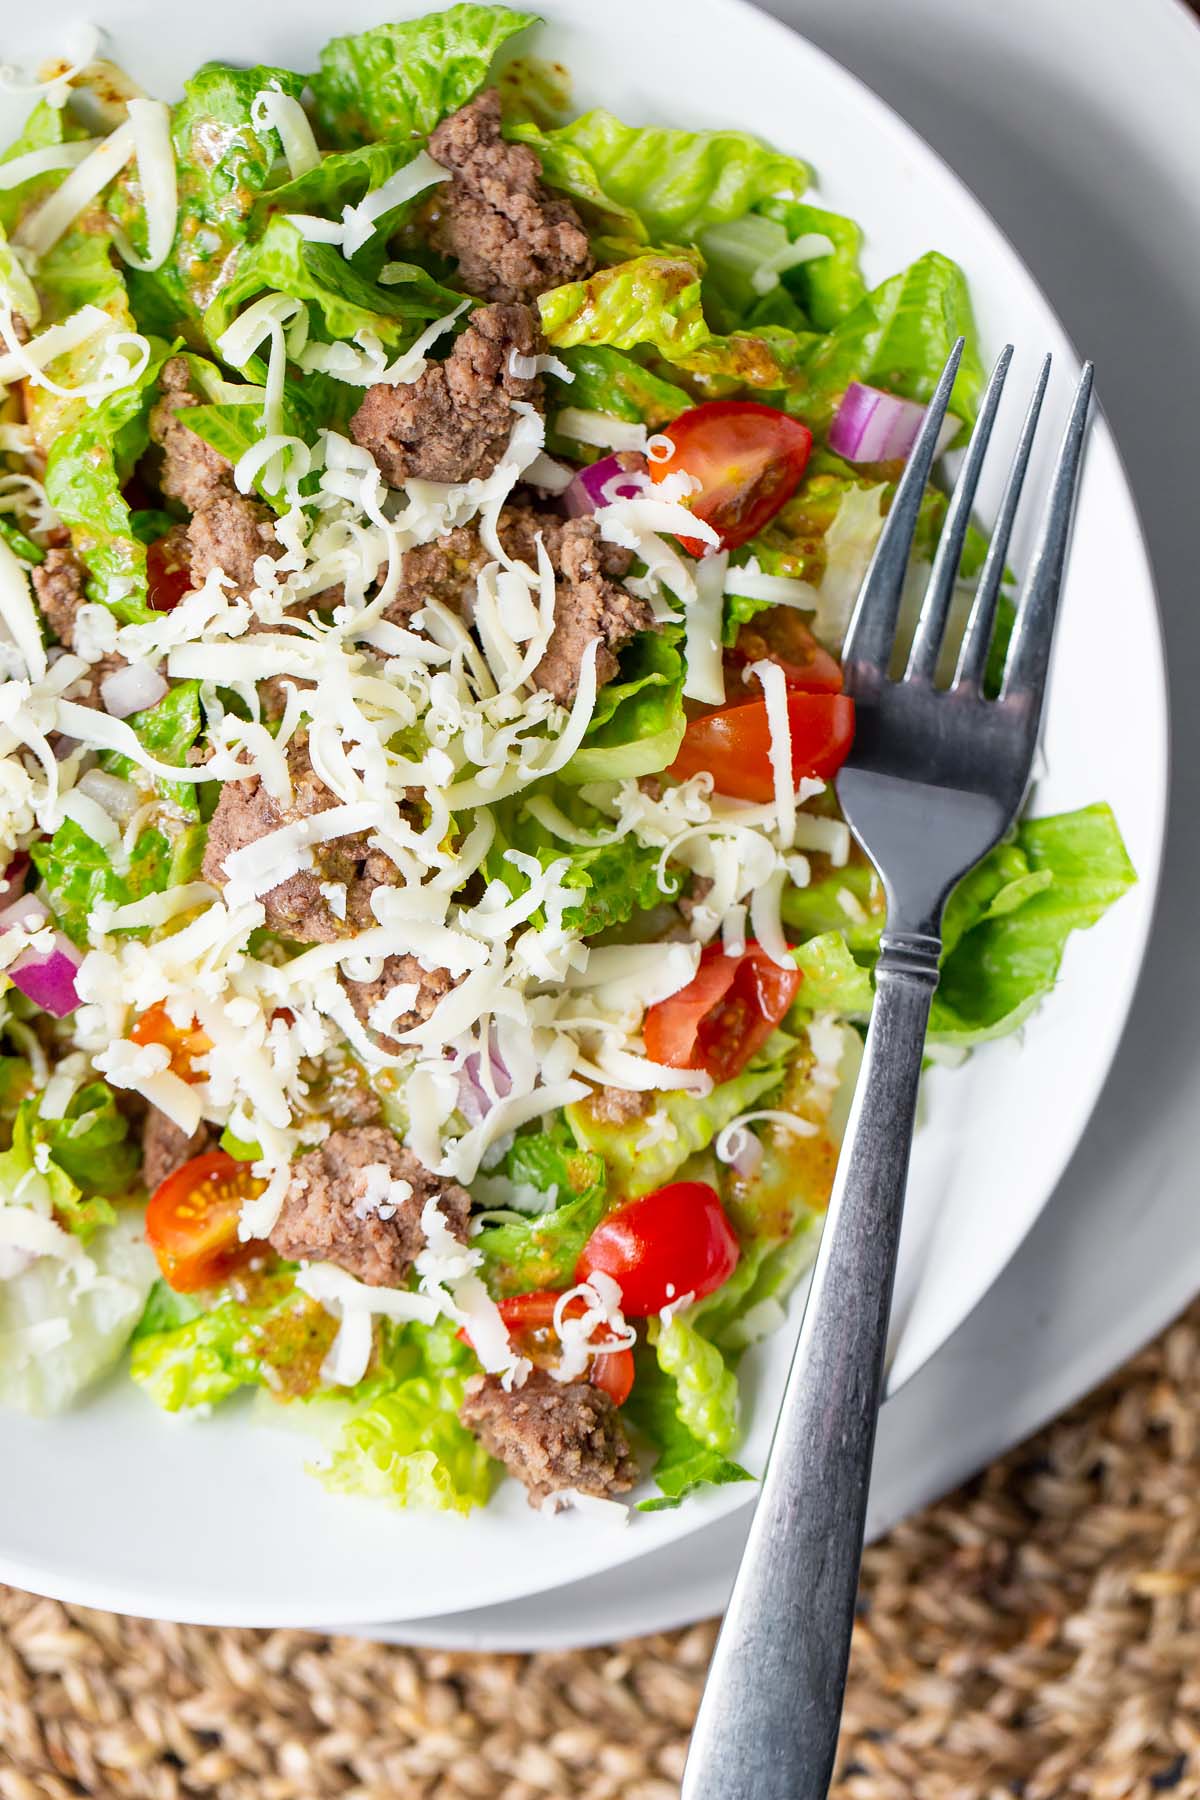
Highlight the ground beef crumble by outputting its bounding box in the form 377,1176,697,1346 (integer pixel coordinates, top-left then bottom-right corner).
340,953,456,1055
201,735,402,943
148,354,282,597
30,547,127,703
268,1126,471,1287
459,1368,639,1507
141,1110,217,1192
349,301,544,487
426,89,592,304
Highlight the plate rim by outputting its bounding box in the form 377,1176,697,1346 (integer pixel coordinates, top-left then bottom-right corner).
0,0,1169,1628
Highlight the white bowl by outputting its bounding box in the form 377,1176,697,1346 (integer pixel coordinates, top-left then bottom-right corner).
0,0,1166,1627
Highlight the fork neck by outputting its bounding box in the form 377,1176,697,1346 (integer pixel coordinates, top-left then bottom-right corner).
875,925,943,985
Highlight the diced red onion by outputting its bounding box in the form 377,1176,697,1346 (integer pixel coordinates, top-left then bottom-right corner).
456,1038,513,1126
828,382,961,464
100,661,168,719
722,1124,764,1179
8,935,83,1017
564,453,649,518
52,735,80,762
0,894,81,1017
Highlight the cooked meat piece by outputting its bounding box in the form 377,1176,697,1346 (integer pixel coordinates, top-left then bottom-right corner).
380,525,493,627
678,873,716,924
202,736,401,943
380,503,633,661
340,953,456,1054
349,301,544,488
188,491,282,596
148,354,235,512
427,90,592,304
585,1085,652,1126
31,546,89,650
459,1367,638,1508
141,1110,217,1192
530,516,652,706
268,1126,471,1287
31,546,127,703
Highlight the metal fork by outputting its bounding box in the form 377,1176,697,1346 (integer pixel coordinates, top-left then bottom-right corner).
681,341,1095,1800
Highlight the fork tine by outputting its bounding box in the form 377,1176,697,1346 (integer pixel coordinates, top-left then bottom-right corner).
999,361,1094,705
952,354,1051,693
841,338,964,680
904,345,1013,683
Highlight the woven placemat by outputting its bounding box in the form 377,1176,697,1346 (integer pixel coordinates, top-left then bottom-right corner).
2,1299,1199,1800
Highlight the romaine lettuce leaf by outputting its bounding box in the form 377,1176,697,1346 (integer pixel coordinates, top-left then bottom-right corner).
24,231,137,455
538,251,813,394
784,804,1137,1045
560,629,687,784
473,1125,607,1294
624,1342,753,1512
33,684,207,942
0,1215,156,1414
316,1317,494,1514
0,1095,118,1239
930,804,1136,1044
44,337,175,621
313,4,536,147
758,197,867,331
568,1037,793,1198
202,215,462,355
483,784,679,937
124,61,307,328
506,120,647,243
0,221,39,327
548,344,689,430
523,111,807,244
786,250,985,433
0,99,83,236
654,1313,740,1453
130,1266,338,1411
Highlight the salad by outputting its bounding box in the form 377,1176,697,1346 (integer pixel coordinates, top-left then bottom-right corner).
0,4,1135,1517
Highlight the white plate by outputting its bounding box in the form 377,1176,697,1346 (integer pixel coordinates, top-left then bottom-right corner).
0,0,1166,1628
357,0,1200,1650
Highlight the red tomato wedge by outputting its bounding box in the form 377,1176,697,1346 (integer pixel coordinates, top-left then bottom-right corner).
146,531,193,613
461,1289,635,1406
643,941,801,1085
671,690,855,802
648,400,812,556
145,1151,267,1292
726,611,844,697
576,1182,740,1318
130,1004,214,1084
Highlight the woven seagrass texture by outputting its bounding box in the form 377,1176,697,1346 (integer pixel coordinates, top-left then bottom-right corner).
3,1299,1200,1799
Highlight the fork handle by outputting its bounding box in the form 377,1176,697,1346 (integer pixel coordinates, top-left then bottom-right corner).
681,930,941,1800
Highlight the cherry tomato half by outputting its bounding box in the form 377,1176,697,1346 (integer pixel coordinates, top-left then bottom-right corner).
576,1182,740,1318
649,401,813,556
461,1289,635,1406
145,1150,267,1291
671,690,855,803
130,1004,214,1084
644,941,801,1085
725,611,844,698
146,529,193,613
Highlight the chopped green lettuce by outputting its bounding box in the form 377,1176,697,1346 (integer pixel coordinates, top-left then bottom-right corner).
473,1125,607,1293
522,111,807,244
784,804,1137,1044
0,1215,156,1414
625,1343,753,1512
44,338,175,621
654,1313,740,1453
130,1267,337,1411
786,250,985,433
129,61,308,328
548,344,689,430
506,121,647,243
313,4,536,147
560,630,687,784
758,197,867,330
0,1081,139,1241
0,100,82,236
568,1036,793,1197
484,784,679,937
316,1317,494,1514
24,231,136,455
